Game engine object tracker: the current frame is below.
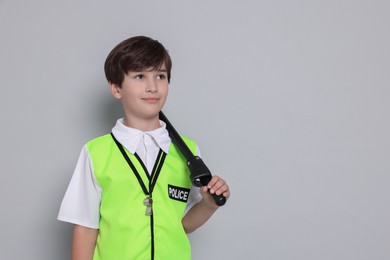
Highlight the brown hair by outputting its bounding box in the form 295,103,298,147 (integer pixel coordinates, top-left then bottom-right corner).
104,36,172,86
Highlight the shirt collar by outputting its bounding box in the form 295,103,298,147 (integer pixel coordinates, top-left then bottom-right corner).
111,118,171,154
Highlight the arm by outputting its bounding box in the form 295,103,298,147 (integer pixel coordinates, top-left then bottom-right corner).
182,175,230,234
71,225,98,260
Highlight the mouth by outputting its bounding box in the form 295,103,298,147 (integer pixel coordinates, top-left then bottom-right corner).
142,97,160,103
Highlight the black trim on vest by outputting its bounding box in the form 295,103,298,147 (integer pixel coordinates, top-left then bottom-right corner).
111,133,167,195
150,150,166,194
151,214,155,260
134,149,166,187
111,133,149,195
111,133,168,260
134,150,167,195
134,152,152,181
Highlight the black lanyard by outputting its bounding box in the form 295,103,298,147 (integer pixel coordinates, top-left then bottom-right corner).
111,133,167,197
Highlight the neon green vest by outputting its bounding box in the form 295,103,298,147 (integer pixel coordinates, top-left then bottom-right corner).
86,134,196,260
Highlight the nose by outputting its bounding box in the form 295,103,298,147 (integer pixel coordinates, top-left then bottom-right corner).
146,78,158,93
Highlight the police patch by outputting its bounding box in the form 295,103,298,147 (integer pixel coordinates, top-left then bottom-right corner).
168,184,190,203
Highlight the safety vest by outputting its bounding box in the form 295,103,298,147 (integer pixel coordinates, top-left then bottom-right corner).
86,133,197,260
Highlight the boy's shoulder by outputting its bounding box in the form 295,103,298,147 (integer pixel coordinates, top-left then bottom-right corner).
180,134,195,145
85,134,113,151
178,134,197,154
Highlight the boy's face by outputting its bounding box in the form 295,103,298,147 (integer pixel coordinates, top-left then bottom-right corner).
110,64,169,128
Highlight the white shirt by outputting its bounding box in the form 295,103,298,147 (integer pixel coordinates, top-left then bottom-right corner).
57,119,201,229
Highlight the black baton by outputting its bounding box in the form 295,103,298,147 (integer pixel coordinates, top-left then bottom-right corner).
159,111,226,206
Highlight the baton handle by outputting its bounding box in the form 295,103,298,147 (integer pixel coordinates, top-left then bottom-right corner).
187,156,227,206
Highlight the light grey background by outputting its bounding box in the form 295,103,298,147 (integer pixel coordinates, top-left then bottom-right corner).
1,0,389,259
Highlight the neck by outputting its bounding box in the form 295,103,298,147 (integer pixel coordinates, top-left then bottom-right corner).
123,115,161,132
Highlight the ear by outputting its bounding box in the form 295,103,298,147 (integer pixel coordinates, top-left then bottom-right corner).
110,83,122,100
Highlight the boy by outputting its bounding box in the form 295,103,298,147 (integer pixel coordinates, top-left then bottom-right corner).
58,36,230,260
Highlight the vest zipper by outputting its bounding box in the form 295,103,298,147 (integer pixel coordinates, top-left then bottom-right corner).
150,214,155,260
111,133,167,260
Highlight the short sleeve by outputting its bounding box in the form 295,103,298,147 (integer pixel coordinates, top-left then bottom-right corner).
57,146,101,229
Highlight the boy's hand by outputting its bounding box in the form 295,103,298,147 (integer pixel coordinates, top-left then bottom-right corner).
183,175,230,233
200,175,230,208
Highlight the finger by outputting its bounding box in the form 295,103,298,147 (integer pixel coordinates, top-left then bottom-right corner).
207,175,222,189
222,187,230,199
209,180,226,194
201,186,209,193
214,183,229,196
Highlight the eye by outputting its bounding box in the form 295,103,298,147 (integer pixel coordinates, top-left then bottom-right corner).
135,74,144,80
157,74,167,80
